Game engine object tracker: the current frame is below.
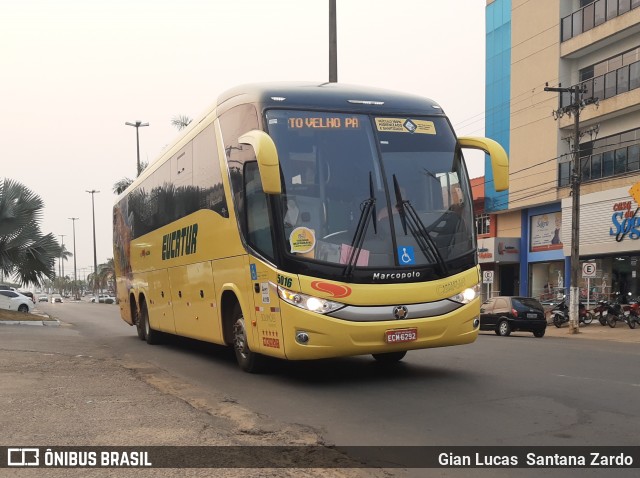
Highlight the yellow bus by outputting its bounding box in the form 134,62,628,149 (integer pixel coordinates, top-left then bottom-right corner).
113,82,508,372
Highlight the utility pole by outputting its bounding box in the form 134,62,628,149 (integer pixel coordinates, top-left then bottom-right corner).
545,83,598,334
329,0,337,82
69,217,79,299
86,190,100,297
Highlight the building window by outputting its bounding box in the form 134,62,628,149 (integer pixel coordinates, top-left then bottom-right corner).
564,46,640,108
562,1,640,42
559,127,640,187
476,213,491,236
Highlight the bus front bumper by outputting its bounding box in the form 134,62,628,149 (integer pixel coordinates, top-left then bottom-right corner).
280,299,480,361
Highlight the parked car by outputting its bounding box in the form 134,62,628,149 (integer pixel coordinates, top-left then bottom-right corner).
19,291,36,303
38,295,49,302
91,294,116,304
50,295,63,303
480,296,547,338
0,290,33,313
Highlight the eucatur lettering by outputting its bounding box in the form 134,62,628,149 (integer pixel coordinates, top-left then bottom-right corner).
162,224,198,260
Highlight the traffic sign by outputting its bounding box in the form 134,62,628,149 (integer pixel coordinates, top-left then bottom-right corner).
482,271,494,284
582,262,597,278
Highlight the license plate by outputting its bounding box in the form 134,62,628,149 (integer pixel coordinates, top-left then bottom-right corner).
624,311,630,316
385,328,417,344
603,310,608,316
527,313,538,318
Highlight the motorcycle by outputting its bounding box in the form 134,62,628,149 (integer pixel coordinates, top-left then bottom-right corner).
550,298,593,328
592,299,619,326
624,300,640,328
609,293,639,329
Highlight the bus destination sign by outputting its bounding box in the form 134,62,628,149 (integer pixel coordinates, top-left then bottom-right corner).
288,117,360,129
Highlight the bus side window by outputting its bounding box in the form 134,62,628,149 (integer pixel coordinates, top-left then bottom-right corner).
244,161,274,259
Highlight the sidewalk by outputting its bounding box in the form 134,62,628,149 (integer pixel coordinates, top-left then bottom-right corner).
543,320,640,343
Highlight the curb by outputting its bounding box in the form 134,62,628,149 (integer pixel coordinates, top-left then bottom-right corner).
0,320,60,326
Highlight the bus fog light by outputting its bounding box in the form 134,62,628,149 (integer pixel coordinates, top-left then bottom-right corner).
296,331,310,344
473,318,480,328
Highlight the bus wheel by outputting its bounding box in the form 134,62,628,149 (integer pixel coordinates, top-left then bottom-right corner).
141,300,161,345
133,303,145,340
232,305,264,373
372,351,407,363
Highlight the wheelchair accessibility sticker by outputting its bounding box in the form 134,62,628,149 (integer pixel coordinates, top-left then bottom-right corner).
398,246,416,265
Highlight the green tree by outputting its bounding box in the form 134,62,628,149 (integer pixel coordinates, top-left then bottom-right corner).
113,160,148,195
0,178,60,286
98,258,115,292
171,114,192,131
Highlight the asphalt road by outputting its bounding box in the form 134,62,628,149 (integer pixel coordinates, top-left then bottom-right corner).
3,300,640,477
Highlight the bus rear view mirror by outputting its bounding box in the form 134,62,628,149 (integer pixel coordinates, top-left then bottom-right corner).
458,137,509,192
239,130,282,194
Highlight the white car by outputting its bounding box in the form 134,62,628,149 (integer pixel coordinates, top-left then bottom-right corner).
50,295,63,303
0,290,33,313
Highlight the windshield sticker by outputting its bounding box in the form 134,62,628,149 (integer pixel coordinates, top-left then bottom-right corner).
289,227,316,254
339,244,370,266
260,282,270,304
375,118,436,135
398,246,416,265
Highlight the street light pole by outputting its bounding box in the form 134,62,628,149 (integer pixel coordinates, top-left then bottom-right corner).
329,0,337,82
125,120,149,176
86,190,100,297
69,217,79,299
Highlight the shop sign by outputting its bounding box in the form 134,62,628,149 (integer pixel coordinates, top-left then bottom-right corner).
609,187,640,242
477,237,520,263
530,212,562,252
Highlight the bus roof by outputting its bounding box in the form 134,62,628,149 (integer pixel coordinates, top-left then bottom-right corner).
216,82,446,117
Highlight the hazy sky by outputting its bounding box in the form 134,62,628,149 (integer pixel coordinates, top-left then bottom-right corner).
1,0,487,278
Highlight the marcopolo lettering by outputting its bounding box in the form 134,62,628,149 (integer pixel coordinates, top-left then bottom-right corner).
372,271,421,281
162,224,198,260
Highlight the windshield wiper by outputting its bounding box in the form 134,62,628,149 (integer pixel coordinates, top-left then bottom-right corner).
392,174,448,276
344,172,376,277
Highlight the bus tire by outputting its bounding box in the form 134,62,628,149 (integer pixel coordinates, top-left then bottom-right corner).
141,299,161,345
372,351,407,363
132,299,145,340
232,304,264,373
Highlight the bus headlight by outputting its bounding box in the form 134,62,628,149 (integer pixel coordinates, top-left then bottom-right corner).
449,284,481,304
277,286,345,314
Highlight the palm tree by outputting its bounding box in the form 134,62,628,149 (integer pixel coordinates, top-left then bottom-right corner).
58,243,72,276
171,114,192,131
98,258,115,292
113,160,148,195
0,178,60,286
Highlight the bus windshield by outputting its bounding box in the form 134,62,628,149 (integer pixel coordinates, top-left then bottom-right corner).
265,110,474,272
